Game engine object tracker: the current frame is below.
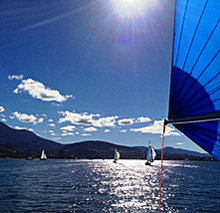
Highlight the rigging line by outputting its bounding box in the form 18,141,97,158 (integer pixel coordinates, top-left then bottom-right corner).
181,68,220,110
189,18,220,75
158,120,166,213
197,49,220,80
174,0,189,67
203,69,220,89
209,84,220,97
182,0,208,71
173,18,220,107
170,117,220,125
166,112,220,125
177,60,220,110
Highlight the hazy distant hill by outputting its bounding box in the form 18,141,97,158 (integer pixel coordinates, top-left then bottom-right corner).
134,146,210,157
0,122,62,157
0,122,213,160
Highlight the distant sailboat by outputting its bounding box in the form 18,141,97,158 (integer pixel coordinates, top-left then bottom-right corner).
145,142,156,165
40,150,47,160
113,149,120,163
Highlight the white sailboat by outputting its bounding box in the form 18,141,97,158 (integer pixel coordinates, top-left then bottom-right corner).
40,150,47,160
113,149,120,163
145,142,156,165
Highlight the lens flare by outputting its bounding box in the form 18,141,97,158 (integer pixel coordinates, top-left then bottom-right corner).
111,0,153,19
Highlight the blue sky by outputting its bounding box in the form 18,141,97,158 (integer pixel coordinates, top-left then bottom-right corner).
0,0,205,153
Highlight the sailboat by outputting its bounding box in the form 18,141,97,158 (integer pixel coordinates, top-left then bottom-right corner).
40,150,47,160
113,149,120,163
145,142,156,166
159,0,220,211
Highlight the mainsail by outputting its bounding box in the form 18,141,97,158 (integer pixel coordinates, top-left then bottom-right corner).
167,0,220,161
40,150,47,160
147,144,156,163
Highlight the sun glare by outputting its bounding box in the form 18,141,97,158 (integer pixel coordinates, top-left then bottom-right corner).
111,0,153,19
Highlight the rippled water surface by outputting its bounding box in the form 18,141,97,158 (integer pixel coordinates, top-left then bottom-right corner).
0,159,220,212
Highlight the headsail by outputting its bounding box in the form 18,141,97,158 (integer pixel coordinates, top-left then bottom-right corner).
167,0,220,160
114,149,120,161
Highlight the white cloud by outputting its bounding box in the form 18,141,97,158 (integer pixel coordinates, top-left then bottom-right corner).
84,127,98,132
118,118,134,126
13,78,73,103
136,116,151,123
120,129,127,133
61,132,74,136
0,106,5,113
130,120,180,136
15,126,26,130
11,112,37,123
104,129,110,133
60,125,76,131
49,130,54,133
117,116,151,126
11,111,44,125
82,133,91,136
48,123,56,127
14,126,33,132
59,111,118,127
48,119,54,122
51,133,58,136
8,74,24,80
54,137,61,140
1,118,6,122
177,142,184,146
38,118,44,123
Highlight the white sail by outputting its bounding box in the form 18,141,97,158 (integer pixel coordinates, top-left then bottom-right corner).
147,144,156,163
40,150,47,160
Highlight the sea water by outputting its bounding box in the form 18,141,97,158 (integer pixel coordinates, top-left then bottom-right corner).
0,159,219,212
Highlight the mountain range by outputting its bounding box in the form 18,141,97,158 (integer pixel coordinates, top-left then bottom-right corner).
0,122,213,160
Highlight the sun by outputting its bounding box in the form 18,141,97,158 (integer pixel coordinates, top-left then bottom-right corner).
111,0,153,19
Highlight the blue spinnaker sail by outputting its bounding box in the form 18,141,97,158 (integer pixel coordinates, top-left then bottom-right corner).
168,0,220,160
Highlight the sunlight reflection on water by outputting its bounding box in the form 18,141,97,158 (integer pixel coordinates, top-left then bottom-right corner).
0,159,220,212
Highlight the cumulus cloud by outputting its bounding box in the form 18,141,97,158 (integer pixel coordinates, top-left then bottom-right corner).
118,116,151,126
48,119,54,122
11,111,44,125
59,111,118,127
8,74,24,80
13,78,73,103
60,125,76,131
38,118,44,123
104,129,110,133
120,129,127,133
130,120,180,136
136,116,151,123
1,118,6,122
48,123,56,127
84,127,98,132
0,106,5,113
118,118,134,126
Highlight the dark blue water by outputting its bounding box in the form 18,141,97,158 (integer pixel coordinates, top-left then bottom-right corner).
0,159,220,212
